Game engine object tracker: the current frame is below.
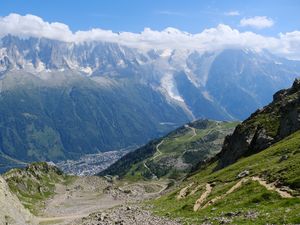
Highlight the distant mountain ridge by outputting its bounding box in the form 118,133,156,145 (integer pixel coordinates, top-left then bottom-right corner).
1,35,300,120
0,35,300,165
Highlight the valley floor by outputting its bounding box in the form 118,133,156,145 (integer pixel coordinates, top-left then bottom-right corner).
36,176,180,225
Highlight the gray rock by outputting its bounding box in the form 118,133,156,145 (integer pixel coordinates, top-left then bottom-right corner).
278,154,289,162
237,170,250,178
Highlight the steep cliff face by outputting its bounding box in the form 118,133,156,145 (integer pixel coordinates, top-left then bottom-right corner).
218,78,300,168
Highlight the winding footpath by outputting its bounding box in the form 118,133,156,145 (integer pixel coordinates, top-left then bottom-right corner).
152,140,164,160
251,176,293,198
143,140,165,178
186,125,197,139
192,176,295,211
177,182,195,200
193,183,212,211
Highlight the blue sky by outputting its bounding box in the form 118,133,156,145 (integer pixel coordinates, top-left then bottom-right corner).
0,0,299,36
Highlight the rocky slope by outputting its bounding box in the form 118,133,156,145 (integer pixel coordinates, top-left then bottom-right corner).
4,162,68,214
100,120,238,180
0,175,37,225
218,78,300,168
70,205,181,225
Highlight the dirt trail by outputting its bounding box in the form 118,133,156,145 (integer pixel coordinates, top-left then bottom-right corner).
143,162,151,171
196,176,294,211
227,178,248,194
143,162,157,179
202,178,248,209
186,125,197,139
143,140,165,178
251,176,293,198
37,214,88,223
152,140,164,160
120,181,168,196
189,184,202,196
193,183,212,211
177,182,194,200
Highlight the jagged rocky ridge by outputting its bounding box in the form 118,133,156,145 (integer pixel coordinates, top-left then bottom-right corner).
218,78,300,168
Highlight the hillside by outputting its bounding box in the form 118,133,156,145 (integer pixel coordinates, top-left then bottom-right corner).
151,130,300,224
218,78,300,168
100,120,238,180
3,162,71,214
0,175,37,225
149,79,300,224
1,80,299,225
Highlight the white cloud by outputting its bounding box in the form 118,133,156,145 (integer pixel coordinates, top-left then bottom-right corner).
0,13,73,42
240,16,274,29
224,11,240,16
0,13,300,59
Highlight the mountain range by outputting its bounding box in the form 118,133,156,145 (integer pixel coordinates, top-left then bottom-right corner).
0,34,300,164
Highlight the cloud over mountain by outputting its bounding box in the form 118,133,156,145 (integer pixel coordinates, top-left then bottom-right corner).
0,13,300,59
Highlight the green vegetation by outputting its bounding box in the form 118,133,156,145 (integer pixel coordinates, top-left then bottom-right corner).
0,72,189,164
4,162,74,215
150,131,300,224
244,112,280,137
101,120,238,180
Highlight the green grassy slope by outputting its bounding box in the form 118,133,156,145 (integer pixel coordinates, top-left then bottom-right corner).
151,131,300,224
101,120,238,181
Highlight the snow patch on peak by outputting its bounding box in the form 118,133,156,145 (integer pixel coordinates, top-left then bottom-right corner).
80,66,93,75
35,61,46,72
117,59,127,68
160,49,173,58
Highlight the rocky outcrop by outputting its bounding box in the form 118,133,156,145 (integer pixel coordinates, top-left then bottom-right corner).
217,78,300,168
0,176,37,225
